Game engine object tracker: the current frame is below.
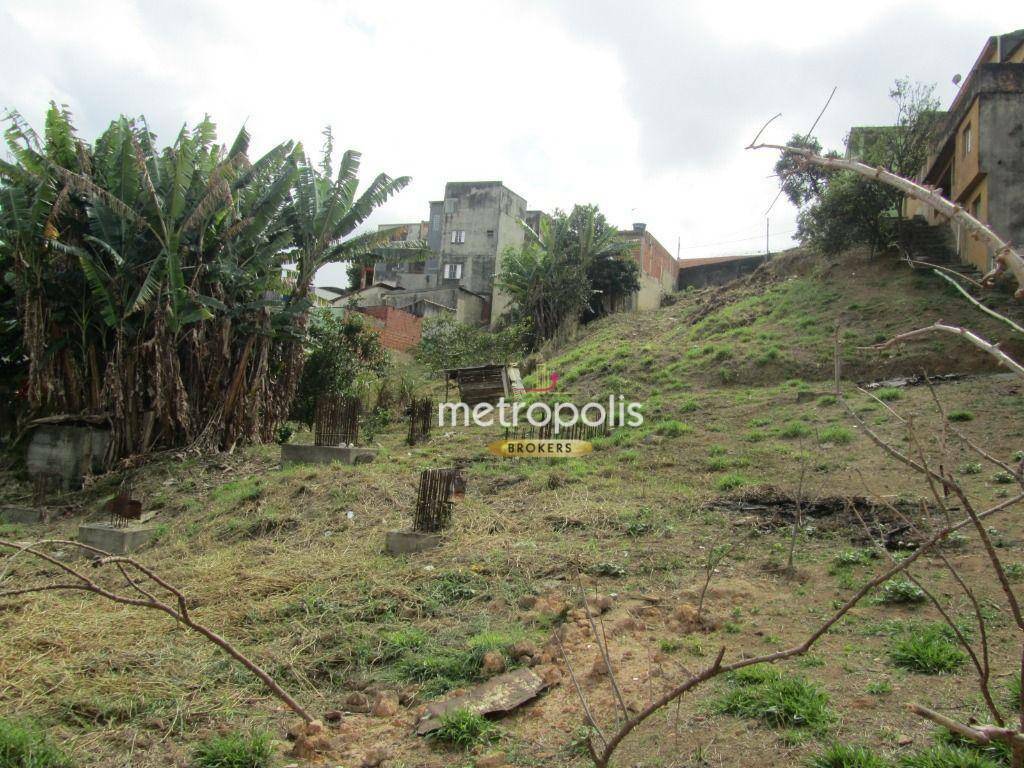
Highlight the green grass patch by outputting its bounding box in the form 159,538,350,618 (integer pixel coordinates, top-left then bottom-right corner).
428,709,498,749
820,426,854,445
653,419,691,437
715,472,749,492
898,743,1005,768
875,578,926,606
0,718,72,768
192,731,272,768
710,664,834,732
947,411,974,423
889,624,966,674
809,743,890,768
874,387,904,402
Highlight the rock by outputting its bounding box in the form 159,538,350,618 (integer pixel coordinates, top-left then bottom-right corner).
345,691,371,713
361,747,389,767
481,651,506,675
539,665,563,686
323,709,343,723
371,693,399,718
590,657,608,677
289,720,334,760
897,735,913,747
587,594,614,614
510,640,538,660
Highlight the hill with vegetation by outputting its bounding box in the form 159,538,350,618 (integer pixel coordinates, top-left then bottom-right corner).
3,247,1024,768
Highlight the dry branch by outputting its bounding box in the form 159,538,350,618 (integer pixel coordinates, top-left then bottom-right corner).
0,539,313,723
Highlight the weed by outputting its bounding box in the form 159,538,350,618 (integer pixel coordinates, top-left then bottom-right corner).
1005,563,1024,583
391,649,476,697
0,717,72,768
426,572,487,606
192,732,272,768
866,681,892,696
818,395,838,406
831,549,878,571
706,456,730,471
820,426,854,445
377,628,429,663
715,473,749,492
898,743,1004,768
889,624,966,674
874,387,904,402
992,471,1015,485
659,639,682,653
711,664,834,732
947,411,974,423
779,421,812,439
429,709,497,749
875,579,926,605
958,462,982,475
808,743,890,768
654,419,691,437
678,398,699,413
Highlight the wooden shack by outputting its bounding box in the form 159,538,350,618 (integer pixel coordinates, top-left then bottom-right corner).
443,364,524,406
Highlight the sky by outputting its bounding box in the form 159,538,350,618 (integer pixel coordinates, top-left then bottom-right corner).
1,0,1020,288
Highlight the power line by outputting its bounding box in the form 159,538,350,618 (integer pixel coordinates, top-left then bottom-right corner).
678,228,797,251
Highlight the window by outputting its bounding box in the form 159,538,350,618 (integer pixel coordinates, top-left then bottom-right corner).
486,229,494,238
449,230,465,244
443,263,463,280
963,123,972,157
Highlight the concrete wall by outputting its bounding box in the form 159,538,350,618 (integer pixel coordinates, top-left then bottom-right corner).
977,89,1024,271
677,254,766,289
27,424,110,490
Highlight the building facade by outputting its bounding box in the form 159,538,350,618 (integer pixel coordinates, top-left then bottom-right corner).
906,29,1024,272
619,224,679,310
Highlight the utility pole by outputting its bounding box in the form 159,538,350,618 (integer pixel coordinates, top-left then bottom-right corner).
765,218,770,263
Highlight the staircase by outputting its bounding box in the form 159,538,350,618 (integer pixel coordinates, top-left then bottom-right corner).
895,216,982,281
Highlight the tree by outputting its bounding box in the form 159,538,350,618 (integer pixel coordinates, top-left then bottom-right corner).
0,107,409,459
776,79,942,256
291,307,389,426
414,313,526,371
497,204,635,347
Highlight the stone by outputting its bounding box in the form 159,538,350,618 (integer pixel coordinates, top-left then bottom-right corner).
344,692,371,713
480,651,506,675
77,522,159,555
323,710,343,723
587,594,613,614
414,668,550,736
0,506,47,525
371,693,399,718
510,640,538,660
361,747,389,768
384,531,441,556
897,735,913,747
280,443,377,467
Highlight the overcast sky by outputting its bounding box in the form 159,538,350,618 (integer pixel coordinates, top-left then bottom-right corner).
2,0,1020,287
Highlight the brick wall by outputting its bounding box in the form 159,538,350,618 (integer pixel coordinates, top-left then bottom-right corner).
352,306,423,352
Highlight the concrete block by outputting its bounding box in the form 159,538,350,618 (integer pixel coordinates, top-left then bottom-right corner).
0,506,47,525
77,522,159,555
385,530,441,556
280,444,377,467
27,424,110,490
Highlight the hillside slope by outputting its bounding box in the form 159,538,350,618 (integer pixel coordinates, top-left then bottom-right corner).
3,247,1024,768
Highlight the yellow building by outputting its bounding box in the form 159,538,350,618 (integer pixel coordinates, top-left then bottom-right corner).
905,29,1024,273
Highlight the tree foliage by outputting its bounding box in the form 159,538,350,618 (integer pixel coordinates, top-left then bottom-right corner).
291,308,390,426
497,204,637,348
0,104,408,459
777,78,942,256
414,313,526,372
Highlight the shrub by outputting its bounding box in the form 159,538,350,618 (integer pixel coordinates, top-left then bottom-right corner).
820,426,854,445
889,624,966,674
715,473,749,492
428,709,497,749
947,411,974,423
0,718,72,768
992,471,1015,485
958,462,982,475
875,579,926,605
192,732,272,768
654,419,690,437
874,387,904,402
809,743,890,768
711,664,834,732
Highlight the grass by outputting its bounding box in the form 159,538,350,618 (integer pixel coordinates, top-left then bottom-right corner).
808,743,890,768
889,624,967,674
0,718,72,768
711,664,834,732
897,744,1005,768
820,426,854,445
875,579,926,605
947,411,974,423
715,472,749,491
428,709,497,749
654,419,691,437
191,732,272,768
874,387,904,402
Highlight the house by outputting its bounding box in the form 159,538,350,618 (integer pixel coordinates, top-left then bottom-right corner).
352,180,681,329
905,29,1024,273
618,223,679,309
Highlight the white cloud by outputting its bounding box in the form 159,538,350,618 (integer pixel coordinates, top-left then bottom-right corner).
2,0,1020,284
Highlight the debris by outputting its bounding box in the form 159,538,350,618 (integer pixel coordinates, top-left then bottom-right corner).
289,720,335,760
861,372,963,390
414,668,550,736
